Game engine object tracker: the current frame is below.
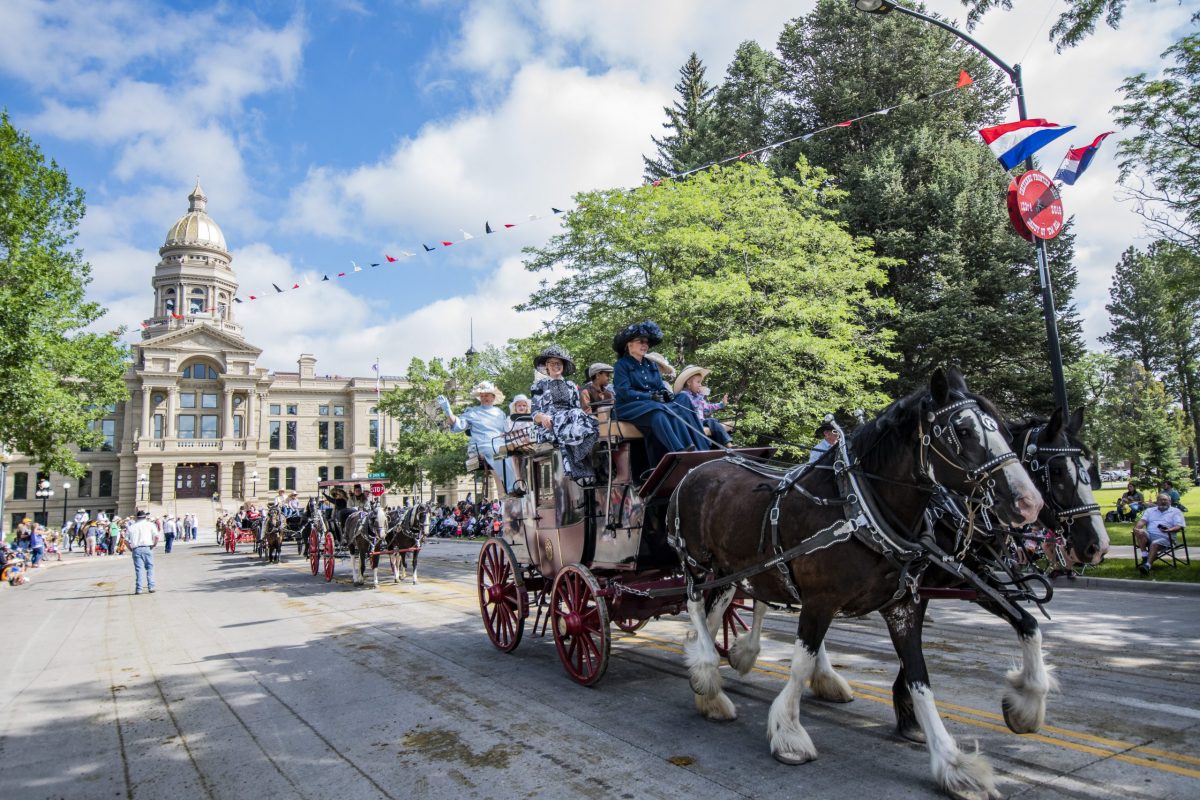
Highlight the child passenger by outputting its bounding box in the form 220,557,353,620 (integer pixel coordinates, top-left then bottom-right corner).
672,365,731,447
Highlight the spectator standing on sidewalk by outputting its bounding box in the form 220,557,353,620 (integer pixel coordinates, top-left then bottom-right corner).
190,514,199,541
29,526,46,568
163,515,177,553
127,510,159,594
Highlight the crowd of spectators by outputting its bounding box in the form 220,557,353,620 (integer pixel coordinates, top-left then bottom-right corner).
428,498,503,538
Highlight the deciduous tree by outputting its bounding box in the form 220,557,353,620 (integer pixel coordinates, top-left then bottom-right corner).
0,112,127,475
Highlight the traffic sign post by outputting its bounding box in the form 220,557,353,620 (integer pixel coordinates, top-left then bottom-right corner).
1007,170,1064,242
370,483,385,497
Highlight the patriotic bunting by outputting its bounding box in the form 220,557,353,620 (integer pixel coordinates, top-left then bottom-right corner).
1054,131,1115,186
220,68,1086,309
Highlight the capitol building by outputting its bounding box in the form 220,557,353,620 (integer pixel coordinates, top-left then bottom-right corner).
3,182,464,530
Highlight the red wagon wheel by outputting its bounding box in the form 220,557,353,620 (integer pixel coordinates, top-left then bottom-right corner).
613,617,649,633
309,529,320,576
323,532,335,582
715,595,752,658
550,564,610,686
477,538,527,652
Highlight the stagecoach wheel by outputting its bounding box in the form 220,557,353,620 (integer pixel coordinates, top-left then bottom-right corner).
550,564,610,686
477,538,527,653
308,529,320,576
714,595,752,658
613,617,649,634
323,532,335,582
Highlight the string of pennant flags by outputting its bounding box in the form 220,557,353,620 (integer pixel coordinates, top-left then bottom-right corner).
144,67,1111,315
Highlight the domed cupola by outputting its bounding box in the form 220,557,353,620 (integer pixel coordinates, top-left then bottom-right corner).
162,178,228,254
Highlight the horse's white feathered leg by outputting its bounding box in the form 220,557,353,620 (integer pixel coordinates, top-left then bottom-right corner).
767,639,819,764
728,600,766,675
808,643,854,703
390,552,401,584
685,597,736,721
1003,628,1056,734
910,683,1000,800
350,549,361,585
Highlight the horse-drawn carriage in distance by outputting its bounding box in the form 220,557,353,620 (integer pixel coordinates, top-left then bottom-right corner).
312,478,427,587
477,401,769,685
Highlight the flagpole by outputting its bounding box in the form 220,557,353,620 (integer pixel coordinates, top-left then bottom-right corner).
854,1,1070,415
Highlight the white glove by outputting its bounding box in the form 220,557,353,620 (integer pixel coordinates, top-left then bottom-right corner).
436,395,451,415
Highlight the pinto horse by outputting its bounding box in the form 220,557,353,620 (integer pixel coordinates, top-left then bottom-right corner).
344,504,389,588
669,368,1042,800
384,504,428,585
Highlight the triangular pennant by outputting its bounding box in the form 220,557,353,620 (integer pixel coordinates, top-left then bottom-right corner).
801,133,815,141
234,297,243,303
248,295,257,300
385,254,397,262
273,283,284,293
957,70,974,89
486,222,494,234
337,272,346,277
291,283,300,289
551,207,564,214
370,262,379,267
400,250,414,257
322,275,330,281
503,223,516,229
441,241,453,246
423,244,434,252
460,230,474,240
876,108,891,116
836,120,853,128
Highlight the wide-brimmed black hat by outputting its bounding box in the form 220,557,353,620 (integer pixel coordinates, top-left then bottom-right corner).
612,320,663,356
135,509,150,519
533,344,576,377
815,421,836,437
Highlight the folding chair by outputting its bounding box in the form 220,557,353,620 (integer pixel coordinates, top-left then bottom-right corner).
1150,527,1190,568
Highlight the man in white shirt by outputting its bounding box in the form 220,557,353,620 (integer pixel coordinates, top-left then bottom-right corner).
809,422,839,464
1135,492,1186,573
126,510,160,594
163,515,177,553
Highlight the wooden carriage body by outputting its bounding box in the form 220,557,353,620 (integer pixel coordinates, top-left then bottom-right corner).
480,407,768,684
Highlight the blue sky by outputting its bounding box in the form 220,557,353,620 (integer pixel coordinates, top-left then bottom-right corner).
1,1,1194,376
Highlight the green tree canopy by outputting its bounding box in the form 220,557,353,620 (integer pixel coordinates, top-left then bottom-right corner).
961,0,1189,51
1113,33,1200,249
520,159,896,450
767,1,1084,412
0,111,128,475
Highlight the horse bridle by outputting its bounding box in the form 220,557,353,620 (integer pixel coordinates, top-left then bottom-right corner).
919,397,1019,499
1020,425,1102,530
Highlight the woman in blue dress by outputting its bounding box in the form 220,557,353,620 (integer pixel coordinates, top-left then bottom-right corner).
612,321,706,466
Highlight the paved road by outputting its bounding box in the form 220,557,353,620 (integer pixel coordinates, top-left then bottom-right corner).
2,537,1197,800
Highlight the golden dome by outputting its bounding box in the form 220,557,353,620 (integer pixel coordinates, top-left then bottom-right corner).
164,179,227,252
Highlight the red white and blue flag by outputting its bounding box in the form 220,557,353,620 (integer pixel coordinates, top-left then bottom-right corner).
978,119,1076,171
1054,131,1115,185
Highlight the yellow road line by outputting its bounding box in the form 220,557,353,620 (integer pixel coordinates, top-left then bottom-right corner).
249,553,1200,778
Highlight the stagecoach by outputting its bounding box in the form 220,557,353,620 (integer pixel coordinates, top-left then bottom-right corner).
477,405,769,685
220,516,260,554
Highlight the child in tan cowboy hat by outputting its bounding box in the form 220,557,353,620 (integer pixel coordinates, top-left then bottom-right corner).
672,365,731,447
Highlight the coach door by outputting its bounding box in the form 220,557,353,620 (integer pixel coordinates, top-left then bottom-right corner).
175,464,218,498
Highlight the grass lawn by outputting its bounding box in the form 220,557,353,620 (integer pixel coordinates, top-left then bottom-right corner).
1093,484,1200,548
1081,558,1200,583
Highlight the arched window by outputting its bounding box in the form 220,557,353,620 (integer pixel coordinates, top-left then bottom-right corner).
189,287,206,314
163,287,176,315
181,362,220,380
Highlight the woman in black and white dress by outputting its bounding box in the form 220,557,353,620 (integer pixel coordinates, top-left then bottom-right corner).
530,345,600,486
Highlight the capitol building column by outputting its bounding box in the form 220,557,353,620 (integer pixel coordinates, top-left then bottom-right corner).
140,387,151,442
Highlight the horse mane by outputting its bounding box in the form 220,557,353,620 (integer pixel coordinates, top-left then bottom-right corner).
848,386,932,479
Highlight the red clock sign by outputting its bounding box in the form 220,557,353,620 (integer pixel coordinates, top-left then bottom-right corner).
1007,170,1064,242
370,482,385,497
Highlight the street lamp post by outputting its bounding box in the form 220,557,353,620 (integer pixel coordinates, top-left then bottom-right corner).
138,473,148,502
853,0,1070,414
62,482,71,530
250,470,258,499
35,479,53,527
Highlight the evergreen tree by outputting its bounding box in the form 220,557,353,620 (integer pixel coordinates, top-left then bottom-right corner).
962,0,1173,51
768,0,1085,413
1100,246,1169,373
643,53,717,181
707,41,784,162
0,112,128,474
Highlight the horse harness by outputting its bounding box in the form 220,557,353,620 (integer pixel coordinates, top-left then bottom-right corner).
1019,425,1102,530
661,396,1025,616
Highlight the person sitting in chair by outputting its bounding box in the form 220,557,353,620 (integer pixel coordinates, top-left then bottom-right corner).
612,321,705,466
1134,492,1185,574
530,344,600,486
1116,482,1144,522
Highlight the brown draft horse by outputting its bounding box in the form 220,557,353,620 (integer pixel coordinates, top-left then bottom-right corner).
669,369,1042,800
384,504,428,585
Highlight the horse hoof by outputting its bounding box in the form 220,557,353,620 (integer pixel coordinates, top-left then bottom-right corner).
1001,697,1041,734
897,725,926,744
772,749,816,766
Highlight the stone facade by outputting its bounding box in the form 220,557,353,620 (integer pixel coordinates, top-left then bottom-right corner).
2,183,470,530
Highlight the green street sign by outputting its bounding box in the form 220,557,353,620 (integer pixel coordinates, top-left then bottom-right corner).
367,472,387,479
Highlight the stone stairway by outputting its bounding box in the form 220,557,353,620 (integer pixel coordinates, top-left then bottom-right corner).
143,497,222,537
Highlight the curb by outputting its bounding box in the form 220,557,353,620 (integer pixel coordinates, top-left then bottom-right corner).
1050,574,1200,596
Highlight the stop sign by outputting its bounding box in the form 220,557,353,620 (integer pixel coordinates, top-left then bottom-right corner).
370,482,385,497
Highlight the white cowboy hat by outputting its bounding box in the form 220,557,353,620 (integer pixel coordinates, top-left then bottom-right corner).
673,365,710,395
509,394,530,413
472,380,505,404
644,352,676,379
